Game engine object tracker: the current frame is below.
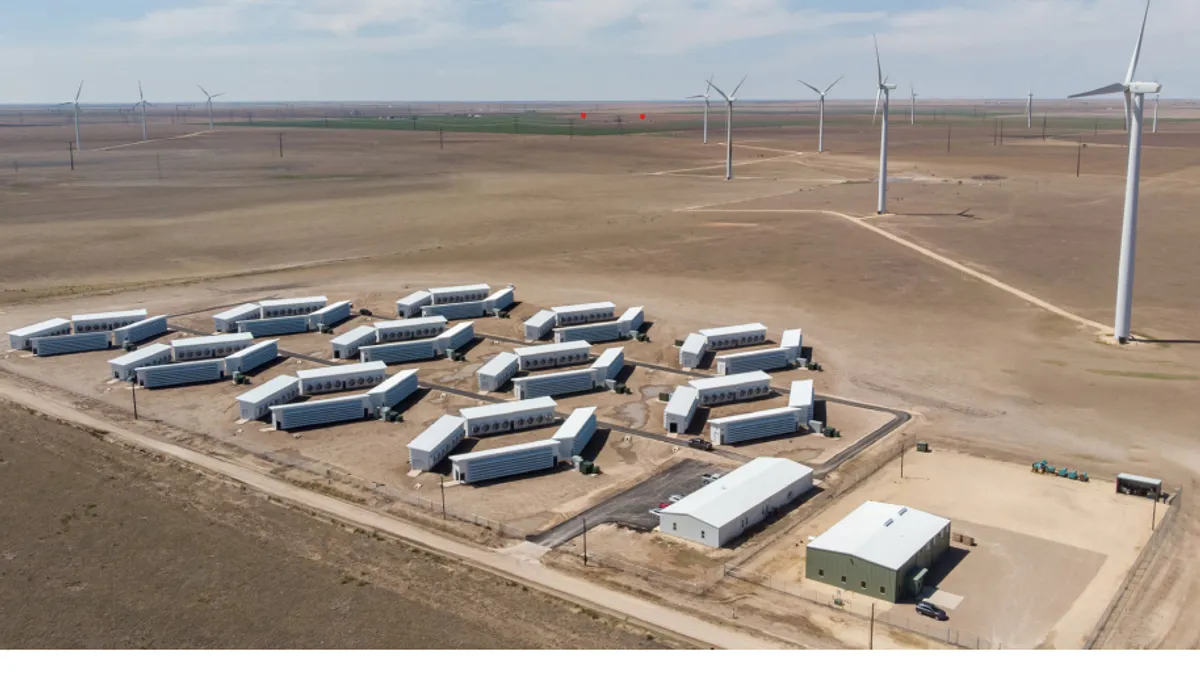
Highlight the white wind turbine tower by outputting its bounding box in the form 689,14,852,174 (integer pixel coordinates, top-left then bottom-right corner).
909,84,917,125
198,85,224,131
798,75,843,153
872,36,897,214
1152,90,1159,133
133,81,152,141
686,76,713,144
1027,90,1034,128
707,76,747,181
1068,0,1160,343
62,81,84,150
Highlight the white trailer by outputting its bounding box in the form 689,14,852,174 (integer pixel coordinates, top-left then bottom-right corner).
213,303,261,333
523,310,557,342
459,397,557,437
258,296,327,318
787,379,815,426
716,347,793,376
450,440,560,484
709,407,803,445
429,284,490,305
435,321,475,354
513,368,597,400
7,318,71,350
781,329,803,361
137,359,226,388
514,341,592,371
270,394,373,430
484,285,516,313
374,316,446,343
396,290,433,318
330,325,377,359
551,302,616,327
359,338,438,364
421,300,488,320
477,352,519,392
679,333,709,369
698,323,768,350
171,333,254,361
297,361,387,395
71,309,148,334
237,375,301,421
108,343,172,381
307,300,352,330
618,306,645,336
224,339,279,375
112,315,169,346
31,332,110,356
553,407,597,460
368,369,419,412
664,386,699,434
553,320,623,344
407,415,466,471
689,371,772,406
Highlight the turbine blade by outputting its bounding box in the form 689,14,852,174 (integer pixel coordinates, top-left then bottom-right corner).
687,94,705,99
198,84,210,97
730,76,747,98
1067,82,1125,98
873,88,881,124
825,75,844,93
798,79,822,95
213,93,224,98
706,74,713,96
75,80,84,102
139,81,144,99
707,79,730,103
873,34,883,86
1126,0,1151,84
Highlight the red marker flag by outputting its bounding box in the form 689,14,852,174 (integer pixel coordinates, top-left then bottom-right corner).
640,113,646,120
580,112,588,119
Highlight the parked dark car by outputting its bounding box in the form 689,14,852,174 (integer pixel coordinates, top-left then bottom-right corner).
688,438,713,451
915,601,948,621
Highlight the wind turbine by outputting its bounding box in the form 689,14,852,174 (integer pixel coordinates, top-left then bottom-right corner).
686,76,713,144
133,81,152,141
1026,90,1034,128
707,76,746,181
1152,90,1159,133
909,83,917,125
198,84,224,131
873,36,897,214
1068,0,1160,343
798,75,843,153
62,81,84,150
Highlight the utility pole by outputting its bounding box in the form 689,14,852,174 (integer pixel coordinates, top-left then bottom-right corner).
900,438,906,478
278,133,284,158
1076,136,1082,177
324,115,329,128
1152,494,1157,531
617,115,623,134
1042,115,1047,141
946,124,951,153
440,476,446,519
439,125,444,150
68,141,74,171
869,604,875,649
131,382,139,420
992,120,997,146
1000,120,1005,146
582,516,588,566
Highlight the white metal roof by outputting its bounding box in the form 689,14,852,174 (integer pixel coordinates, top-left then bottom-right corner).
296,360,387,380
407,415,466,452
665,386,699,417
513,368,592,385
257,296,327,308
551,301,615,314
374,316,447,331
1117,473,1162,487
553,407,598,440
308,300,352,315
681,333,708,354
485,286,514,301
716,346,789,362
592,347,624,370
698,323,768,338
171,332,254,348
237,375,299,405
789,380,814,409
459,396,556,420
619,306,644,320
660,458,813,528
138,357,225,372
441,321,474,337
270,393,370,411
213,303,261,320
71,309,148,322
369,369,418,394
781,329,803,349
553,319,622,333
514,340,591,357
807,501,951,570
123,314,167,328
230,339,278,357
709,407,799,427
449,439,560,464
8,317,70,337
524,309,556,327
429,283,490,295
688,370,771,392
330,325,376,346
107,343,172,366
478,352,519,377
397,290,432,305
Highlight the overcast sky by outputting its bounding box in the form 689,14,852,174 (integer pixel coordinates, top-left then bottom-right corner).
2,0,1195,104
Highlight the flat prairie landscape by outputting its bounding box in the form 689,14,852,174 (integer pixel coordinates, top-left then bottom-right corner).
2,103,1198,648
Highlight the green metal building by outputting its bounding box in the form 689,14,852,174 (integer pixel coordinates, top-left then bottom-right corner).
805,501,951,603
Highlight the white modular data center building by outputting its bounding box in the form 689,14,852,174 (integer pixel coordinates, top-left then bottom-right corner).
407,415,466,471
688,371,772,406
515,341,592,371
698,323,768,350
297,361,387,395
459,397,557,437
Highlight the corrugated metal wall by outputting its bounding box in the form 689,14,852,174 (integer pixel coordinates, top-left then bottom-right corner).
717,349,790,376
113,316,168,345
558,415,596,457
307,302,351,330
453,445,558,484
31,332,110,356
360,339,438,364
555,323,621,344
110,348,173,381
714,412,798,444
226,341,278,374
370,374,419,410
478,353,519,391
440,324,475,352
422,301,487,320
273,396,370,430
485,288,514,312
238,316,310,337
514,369,596,399
138,360,224,388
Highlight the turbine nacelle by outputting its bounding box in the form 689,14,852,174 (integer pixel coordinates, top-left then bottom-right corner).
1129,82,1161,94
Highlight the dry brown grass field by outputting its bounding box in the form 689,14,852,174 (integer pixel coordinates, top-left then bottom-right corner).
2,103,1198,648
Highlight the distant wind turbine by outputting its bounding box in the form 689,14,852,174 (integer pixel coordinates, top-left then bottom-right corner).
61,81,84,150
1026,90,1034,128
873,36,897,214
707,76,747,181
198,84,224,131
686,76,713,144
133,81,153,141
909,83,918,125
798,75,843,153
1068,0,1160,343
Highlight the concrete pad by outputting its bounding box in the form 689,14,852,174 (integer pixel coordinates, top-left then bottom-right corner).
924,589,964,610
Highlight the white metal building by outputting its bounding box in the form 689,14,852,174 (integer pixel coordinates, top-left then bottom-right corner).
31,332,111,356
484,285,516,313
708,407,804,445
307,300,353,330
781,329,803,361
297,361,387,395
368,369,419,412
171,333,254,362
552,302,616,326
658,457,813,548
375,316,447,343
407,415,466,471
514,341,592,371
591,347,625,385
7,318,71,350
271,394,373,430
258,296,328,318
112,315,169,346
459,397,557,437
513,368,597,400
477,352,520,392
553,407,597,460
618,306,645,335
788,379,815,426
663,386,699,434
237,315,310,337
237,375,301,421
224,339,279,375
71,309,148,334
330,325,377,359
688,371,772,406
716,347,793,376
429,284,490,305
553,320,623,344
396,290,433,318
213,303,262,332
421,300,488,320
435,321,475,353
698,323,768,350
450,440,561,484
108,343,173,381
136,358,226,388
523,310,557,341
359,338,439,364
679,333,709,369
